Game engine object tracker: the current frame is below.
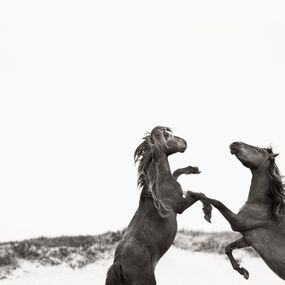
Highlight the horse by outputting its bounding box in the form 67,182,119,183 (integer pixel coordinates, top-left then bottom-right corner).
195,141,285,280
105,126,212,285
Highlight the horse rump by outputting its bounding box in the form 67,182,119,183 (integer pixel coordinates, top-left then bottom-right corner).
105,263,124,285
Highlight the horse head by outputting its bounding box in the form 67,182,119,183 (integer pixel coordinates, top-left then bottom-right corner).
230,141,279,170
230,141,285,223
134,126,187,215
149,126,187,155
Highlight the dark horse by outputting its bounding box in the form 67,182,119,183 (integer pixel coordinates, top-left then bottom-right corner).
196,141,285,280
105,126,211,285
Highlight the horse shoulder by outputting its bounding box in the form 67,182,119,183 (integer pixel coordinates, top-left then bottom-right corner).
236,202,272,232
161,176,183,194
238,202,270,220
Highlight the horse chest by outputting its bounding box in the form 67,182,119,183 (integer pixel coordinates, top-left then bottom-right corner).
238,202,269,221
161,179,183,196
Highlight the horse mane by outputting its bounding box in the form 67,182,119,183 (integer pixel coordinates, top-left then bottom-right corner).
134,126,172,214
266,147,285,222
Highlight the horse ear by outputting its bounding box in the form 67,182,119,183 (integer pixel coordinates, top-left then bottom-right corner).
270,153,279,159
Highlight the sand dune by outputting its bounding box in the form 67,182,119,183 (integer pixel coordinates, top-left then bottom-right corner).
1,247,283,285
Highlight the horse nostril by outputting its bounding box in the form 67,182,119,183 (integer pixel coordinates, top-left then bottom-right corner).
179,140,187,152
230,142,242,154
230,142,242,148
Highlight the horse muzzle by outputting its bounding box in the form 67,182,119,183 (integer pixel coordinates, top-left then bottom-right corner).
179,139,187,152
230,141,242,155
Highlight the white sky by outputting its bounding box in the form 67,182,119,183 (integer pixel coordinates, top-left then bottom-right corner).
1,0,285,242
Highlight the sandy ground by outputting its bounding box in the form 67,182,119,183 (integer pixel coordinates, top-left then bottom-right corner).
1,247,284,285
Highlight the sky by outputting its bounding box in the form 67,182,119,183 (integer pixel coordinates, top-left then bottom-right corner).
1,0,285,242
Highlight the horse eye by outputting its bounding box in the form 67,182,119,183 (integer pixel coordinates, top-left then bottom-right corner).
164,131,173,138
256,149,261,152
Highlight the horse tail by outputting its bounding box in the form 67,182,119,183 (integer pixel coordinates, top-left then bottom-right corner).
105,263,124,285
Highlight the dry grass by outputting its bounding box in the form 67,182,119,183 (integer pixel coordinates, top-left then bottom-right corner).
175,229,258,256
0,229,124,275
0,228,258,279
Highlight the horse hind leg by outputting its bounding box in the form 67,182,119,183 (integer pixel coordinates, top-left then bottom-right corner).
105,263,124,285
109,265,156,285
225,237,250,279
127,274,156,285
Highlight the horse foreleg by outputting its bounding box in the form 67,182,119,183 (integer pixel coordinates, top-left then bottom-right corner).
195,195,244,231
176,192,197,214
178,191,212,223
173,166,201,180
225,238,249,279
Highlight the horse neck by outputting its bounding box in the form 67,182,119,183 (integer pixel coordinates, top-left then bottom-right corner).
248,165,271,204
153,148,171,177
140,148,171,199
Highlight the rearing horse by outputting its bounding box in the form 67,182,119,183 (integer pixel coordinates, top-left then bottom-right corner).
197,141,285,280
105,126,211,285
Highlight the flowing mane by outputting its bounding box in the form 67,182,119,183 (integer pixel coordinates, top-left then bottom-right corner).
106,126,213,285
192,141,285,280
134,126,172,213
266,147,285,222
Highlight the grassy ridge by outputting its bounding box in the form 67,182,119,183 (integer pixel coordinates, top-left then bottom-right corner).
0,229,258,277
175,230,258,256
0,230,124,269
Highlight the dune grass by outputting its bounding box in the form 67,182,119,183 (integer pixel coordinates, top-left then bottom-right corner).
0,229,258,274
0,230,124,272
175,229,258,256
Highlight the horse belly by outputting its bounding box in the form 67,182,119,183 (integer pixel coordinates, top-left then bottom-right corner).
155,215,177,256
122,211,177,263
244,228,285,280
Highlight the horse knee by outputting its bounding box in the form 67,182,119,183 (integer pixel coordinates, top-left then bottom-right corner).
230,222,243,232
232,263,240,270
225,245,232,255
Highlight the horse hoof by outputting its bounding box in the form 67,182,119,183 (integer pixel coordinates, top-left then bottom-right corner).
186,166,200,174
192,167,201,174
204,215,211,223
202,203,212,223
242,268,249,279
